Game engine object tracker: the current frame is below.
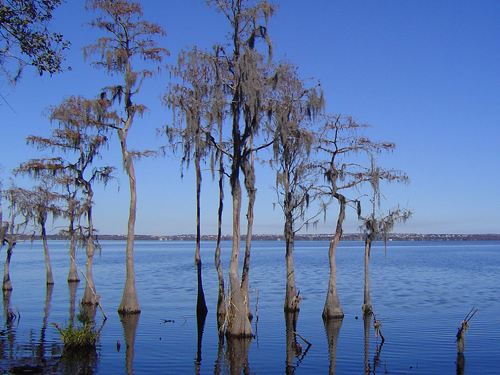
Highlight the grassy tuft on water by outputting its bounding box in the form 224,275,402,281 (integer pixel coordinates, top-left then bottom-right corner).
51,321,101,348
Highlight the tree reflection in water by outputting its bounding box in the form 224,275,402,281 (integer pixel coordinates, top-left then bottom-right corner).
363,314,386,374
59,285,100,375
0,285,63,373
194,309,207,375
120,314,140,375
324,317,343,375
226,337,252,375
456,352,465,375
285,311,311,374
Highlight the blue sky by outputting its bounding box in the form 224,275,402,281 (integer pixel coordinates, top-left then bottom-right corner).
1,0,499,236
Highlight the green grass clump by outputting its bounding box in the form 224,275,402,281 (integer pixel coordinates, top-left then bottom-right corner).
52,322,100,348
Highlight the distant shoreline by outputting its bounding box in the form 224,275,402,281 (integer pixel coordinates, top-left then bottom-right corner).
27,233,500,242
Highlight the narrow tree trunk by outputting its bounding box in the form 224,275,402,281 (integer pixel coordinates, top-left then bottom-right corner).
195,152,208,319
282,156,300,313
362,238,372,315
118,131,140,315
67,217,80,283
2,239,14,291
82,196,98,305
226,65,252,336
284,218,299,312
41,224,54,285
240,155,255,321
68,281,78,325
3,289,15,324
81,238,97,305
322,195,345,320
215,154,226,332
226,162,253,338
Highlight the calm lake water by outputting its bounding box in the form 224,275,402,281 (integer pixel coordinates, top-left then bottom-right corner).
1,240,499,374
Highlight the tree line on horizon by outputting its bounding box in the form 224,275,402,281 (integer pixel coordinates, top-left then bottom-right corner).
0,0,411,340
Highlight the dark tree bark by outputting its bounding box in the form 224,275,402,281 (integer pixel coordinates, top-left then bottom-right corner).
214,153,226,332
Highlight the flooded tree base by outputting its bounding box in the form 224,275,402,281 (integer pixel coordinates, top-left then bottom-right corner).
118,309,141,316
362,304,373,315
225,331,255,339
322,312,345,320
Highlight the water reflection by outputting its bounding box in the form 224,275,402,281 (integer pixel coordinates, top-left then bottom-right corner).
1,285,65,373
456,353,465,375
324,318,342,375
194,310,207,375
214,335,225,375
284,311,312,373
226,337,252,375
285,311,299,374
120,314,140,375
39,284,54,361
363,314,386,374
58,283,100,374
68,281,78,325
1,289,18,369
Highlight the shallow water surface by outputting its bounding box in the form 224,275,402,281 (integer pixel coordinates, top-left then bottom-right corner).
1,240,499,374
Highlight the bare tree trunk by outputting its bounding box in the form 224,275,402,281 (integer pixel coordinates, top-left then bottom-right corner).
322,195,345,320
68,281,78,325
118,130,140,315
41,224,54,285
215,154,226,332
67,218,80,283
226,160,253,338
284,218,299,312
195,153,208,318
240,155,255,320
81,239,96,305
362,238,372,315
82,195,98,305
2,238,14,291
